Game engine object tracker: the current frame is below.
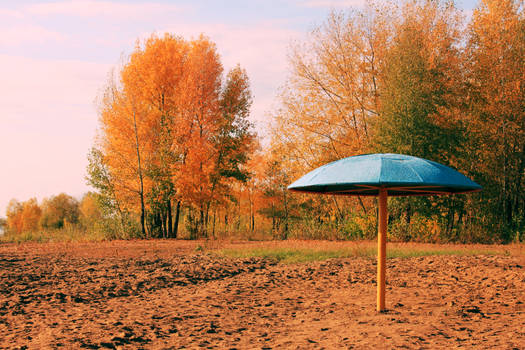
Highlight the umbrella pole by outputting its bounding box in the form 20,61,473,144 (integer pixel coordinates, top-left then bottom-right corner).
377,188,387,312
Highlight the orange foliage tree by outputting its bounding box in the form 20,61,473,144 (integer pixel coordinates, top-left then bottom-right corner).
265,3,394,237
90,34,255,238
6,198,42,234
464,0,525,240
79,192,103,229
272,9,386,171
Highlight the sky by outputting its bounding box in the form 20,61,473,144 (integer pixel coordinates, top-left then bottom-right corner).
0,0,478,217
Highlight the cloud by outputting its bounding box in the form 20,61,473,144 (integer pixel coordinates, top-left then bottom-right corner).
0,8,24,19
300,0,366,8
0,24,66,45
26,0,182,19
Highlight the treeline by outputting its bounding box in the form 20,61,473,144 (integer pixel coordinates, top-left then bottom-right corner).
268,0,524,243
2,0,523,243
2,194,101,237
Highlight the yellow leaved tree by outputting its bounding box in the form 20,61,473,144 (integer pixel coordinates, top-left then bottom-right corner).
89,34,255,238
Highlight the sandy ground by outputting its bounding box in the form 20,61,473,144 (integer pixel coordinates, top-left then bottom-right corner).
0,240,523,349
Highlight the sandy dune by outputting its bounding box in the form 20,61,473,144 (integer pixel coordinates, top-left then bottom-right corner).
0,240,523,349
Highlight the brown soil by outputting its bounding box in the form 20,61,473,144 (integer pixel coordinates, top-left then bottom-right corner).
0,240,523,349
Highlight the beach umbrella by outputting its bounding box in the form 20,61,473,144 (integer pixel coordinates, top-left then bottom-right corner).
288,153,481,311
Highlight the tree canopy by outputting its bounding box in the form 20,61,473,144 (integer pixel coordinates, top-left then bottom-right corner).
89,34,255,238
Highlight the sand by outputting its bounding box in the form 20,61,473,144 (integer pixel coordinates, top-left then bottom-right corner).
0,240,523,349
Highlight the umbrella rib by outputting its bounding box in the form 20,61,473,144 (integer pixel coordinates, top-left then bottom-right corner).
332,188,374,194
388,186,443,190
407,163,424,182
354,184,381,189
388,187,451,194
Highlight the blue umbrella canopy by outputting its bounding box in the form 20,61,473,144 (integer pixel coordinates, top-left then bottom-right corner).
288,153,481,196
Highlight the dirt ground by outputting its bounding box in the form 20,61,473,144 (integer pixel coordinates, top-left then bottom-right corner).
0,240,523,349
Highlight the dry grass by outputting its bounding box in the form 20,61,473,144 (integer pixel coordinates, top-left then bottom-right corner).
213,240,523,263
2,233,522,263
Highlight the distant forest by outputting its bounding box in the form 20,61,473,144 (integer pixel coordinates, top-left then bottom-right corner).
2,0,523,243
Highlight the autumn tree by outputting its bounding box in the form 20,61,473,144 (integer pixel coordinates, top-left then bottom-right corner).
268,4,399,230
465,0,525,241
40,193,80,229
21,199,42,233
5,198,42,234
374,0,465,160
0,218,6,233
268,0,518,243
271,6,392,175
6,199,23,234
257,149,303,238
91,33,256,239
86,147,129,233
79,192,103,229
242,150,267,233
206,66,255,223
372,0,469,239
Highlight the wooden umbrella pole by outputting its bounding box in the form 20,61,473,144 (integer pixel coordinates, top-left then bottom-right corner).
377,188,387,312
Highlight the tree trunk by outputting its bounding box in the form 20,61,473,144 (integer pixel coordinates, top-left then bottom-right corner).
446,204,455,238
139,197,146,238
205,203,210,227
236,198,241,230
173,201,181,238
283,189,289,238
200,207,206,238
456,209,464,239
131,110,146,238
161,210,166,239
271,204,275,230
167,200,173,238
212,209,216,238
249,195,254,231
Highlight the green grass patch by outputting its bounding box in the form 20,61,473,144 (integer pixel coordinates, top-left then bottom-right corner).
217,245,507,263
386,247,507,258
218,247,375,263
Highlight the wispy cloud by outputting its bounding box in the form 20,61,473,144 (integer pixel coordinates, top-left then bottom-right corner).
300,0,366,8
26,0,182,19
0,24,66,45
0,8,24,19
